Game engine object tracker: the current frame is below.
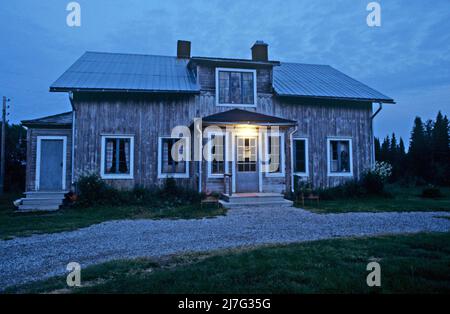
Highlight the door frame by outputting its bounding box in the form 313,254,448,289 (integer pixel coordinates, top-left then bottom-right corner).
233,134,261,193
35,136,67,191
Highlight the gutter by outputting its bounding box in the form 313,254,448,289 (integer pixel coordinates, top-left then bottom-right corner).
289,125,299,192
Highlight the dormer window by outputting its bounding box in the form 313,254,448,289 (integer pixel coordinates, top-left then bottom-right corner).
215,68,257,107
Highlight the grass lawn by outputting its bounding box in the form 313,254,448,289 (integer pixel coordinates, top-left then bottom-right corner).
6,232,450,294
0,193,226,240
297,185,450,213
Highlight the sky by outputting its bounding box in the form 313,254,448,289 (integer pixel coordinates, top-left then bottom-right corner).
0,0,449,144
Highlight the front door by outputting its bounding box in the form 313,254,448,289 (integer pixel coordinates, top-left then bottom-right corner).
235,136,258,192
39,139,64,191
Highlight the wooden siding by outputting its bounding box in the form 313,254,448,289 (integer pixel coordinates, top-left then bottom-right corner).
31,62,374,193
25,128,72,192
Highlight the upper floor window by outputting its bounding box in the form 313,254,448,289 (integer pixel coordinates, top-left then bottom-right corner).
327,138,353,177
215,68,257,107
100,135,134,179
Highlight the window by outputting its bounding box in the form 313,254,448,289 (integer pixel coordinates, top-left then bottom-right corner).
100,135,134,179
293,138,308,175
158,137,189,178
327,138,353,176
216,68,256,107
207,133,227,177
237,137,257,172
265,133,284,176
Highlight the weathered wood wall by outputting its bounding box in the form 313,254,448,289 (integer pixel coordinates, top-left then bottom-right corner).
25,128,72,192
70,64,373,192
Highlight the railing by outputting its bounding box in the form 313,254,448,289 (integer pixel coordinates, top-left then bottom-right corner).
224,173,232,196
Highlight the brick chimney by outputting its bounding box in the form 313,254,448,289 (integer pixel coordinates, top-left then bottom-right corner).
251,40,268,62
177,40,191,58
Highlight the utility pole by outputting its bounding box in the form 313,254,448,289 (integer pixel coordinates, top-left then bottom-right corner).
0,96,9,195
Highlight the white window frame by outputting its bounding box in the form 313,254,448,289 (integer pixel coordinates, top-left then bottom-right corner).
215,67,257,107
100,135,134,180
264,132,285,177
206,131,229,178
36,136,67,191
327,137,353,177
291,137,309,177
158,136,190,179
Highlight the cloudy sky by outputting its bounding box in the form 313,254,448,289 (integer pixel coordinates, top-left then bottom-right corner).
0,0,449,143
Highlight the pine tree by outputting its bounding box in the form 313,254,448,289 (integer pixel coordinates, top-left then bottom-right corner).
374,137,381,161
408,117,427,179
380,136,390,163
431,111,450,184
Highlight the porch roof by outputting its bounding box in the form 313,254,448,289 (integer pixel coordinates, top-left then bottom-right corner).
201,109,296,126
21,111,73,128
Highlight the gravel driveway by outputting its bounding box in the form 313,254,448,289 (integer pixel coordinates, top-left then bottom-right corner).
1,206,450,290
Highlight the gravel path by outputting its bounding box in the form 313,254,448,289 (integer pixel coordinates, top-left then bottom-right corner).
1,207,450,290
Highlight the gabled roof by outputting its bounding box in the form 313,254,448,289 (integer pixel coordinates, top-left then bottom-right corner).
50,52,200,93
273,62,394,103
202,109,296,126
50,51,394,103
21,111,73,128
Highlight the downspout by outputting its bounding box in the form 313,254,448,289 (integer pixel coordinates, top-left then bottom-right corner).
289,125,298,192
69,92,76,189
370,102,383,168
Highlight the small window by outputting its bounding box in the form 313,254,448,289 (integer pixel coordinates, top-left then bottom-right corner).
158,137,189,178
328,139,352,176
208,133,226,176
101,136,134,179
293,138,308,175
265,133,285,176
216,68,256,107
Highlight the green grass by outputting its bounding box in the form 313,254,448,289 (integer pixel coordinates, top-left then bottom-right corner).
0,193,226,240
6,232,450,294
297,185,450,213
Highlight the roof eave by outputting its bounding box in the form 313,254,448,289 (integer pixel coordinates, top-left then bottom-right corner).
50,87,200,94
275,93,395,104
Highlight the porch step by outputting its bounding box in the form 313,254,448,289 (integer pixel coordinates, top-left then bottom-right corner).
24,191,67,199
17,191,67,212
220,193,293,209
219,199,293,209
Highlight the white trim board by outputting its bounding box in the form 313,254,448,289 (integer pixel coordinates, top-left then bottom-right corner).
326,137,354,177
35,136,67,191
215,67,257,107
100,135,135,180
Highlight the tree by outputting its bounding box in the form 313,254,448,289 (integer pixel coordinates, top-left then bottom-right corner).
4,123,27,191
374,137,381,161
408,117,427,179
430,111,450,184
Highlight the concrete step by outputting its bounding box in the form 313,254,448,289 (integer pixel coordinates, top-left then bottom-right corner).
219,199,293,209
21,198,63,206
24,191,67,199
221,193,288,204
18,204,60,211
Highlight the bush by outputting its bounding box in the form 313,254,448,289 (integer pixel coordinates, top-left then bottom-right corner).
75,175,202,208
315,180,365,200
361,171,384,195
421,185,442,198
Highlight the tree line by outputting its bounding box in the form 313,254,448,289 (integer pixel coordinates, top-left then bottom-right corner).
375,111,450,186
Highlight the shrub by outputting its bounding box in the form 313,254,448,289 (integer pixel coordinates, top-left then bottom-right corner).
315,180,365,200
373,161,392,181
76,174,109,207
361,171,384,195
74,175,202,208
421,185,442,198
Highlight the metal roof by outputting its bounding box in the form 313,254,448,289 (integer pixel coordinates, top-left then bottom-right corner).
202,109,296,125
50,51,393,103
50,52,200,93
22,111,73,128
273,62,394,103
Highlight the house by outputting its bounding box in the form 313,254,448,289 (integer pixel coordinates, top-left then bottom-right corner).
20,40,394,210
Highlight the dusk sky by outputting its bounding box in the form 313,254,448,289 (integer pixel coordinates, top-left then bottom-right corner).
1,0,449,143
